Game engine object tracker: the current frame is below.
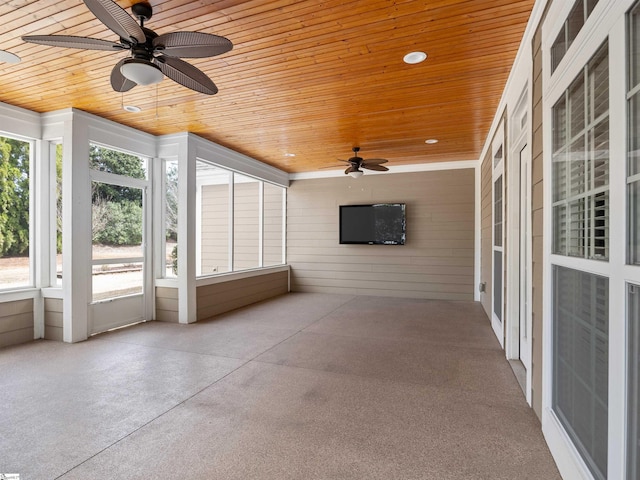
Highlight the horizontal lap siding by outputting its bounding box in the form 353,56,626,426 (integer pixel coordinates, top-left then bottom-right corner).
44,298,63,341
0,299,34,348
156,286,179,323
201,184,230,274
287,170,475,300
196,270,288,320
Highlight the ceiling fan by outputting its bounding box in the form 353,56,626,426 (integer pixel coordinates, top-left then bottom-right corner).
22,0,232,95
340,147,389,178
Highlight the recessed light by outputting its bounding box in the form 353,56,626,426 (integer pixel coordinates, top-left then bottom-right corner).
123,105,141,113
284,153,296,157
0,50,20,64
403,51,427,64
425,139,438,144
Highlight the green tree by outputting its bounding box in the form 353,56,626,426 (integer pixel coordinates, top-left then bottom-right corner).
90,145,145,246
56,144,63,254
165,162,178,241
0,136,30,256
90,145,146,203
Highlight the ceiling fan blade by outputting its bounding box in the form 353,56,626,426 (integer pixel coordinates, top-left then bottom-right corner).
363,158,388,165
22,35,123,51
83,0,145,44
154,55,218,95
345,166,356,174
110,58,136,92
361,163,389,172
153,32,233,58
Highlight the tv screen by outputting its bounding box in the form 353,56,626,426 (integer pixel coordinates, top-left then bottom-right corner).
340,204,406,245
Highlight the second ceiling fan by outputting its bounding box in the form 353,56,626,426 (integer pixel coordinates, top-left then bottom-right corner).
23,0,233,95
340,147,389,178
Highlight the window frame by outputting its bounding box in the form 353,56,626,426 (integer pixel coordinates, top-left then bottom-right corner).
0,132,36,292
541,2,639,480
191,160,287,280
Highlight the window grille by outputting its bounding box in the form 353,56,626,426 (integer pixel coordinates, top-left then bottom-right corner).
551,0,600,73
552,42,609,261
494,176,503,247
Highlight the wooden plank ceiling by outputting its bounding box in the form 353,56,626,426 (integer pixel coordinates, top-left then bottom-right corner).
0,0,534,173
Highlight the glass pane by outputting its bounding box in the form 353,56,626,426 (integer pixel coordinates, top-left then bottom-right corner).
569,137,586,196
0,135,31,289
551,26,567,73
630,181,640,265
91,182,143,302
493,145,503,168
569,75,585,137
494,176,503,247
233,173,260,271
631,1,640,88
589,42,609,121
628,283,640,480
592,118,609,188
92,262,143,302
553,95,567,153
92,182,143,260
630,94,640,177
553,152,568,202
165,160,178,278
586,0,598,17
568,198,586,257
263,183,284,267
566,1,584,45
89,144,147,180
553,266,608,480
493,250,502,322
553,204,568,255
592,192,609,260
198,162,230,275
55,143,63,286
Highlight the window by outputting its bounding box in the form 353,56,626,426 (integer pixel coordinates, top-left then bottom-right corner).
90,144,147,179
0,134,32,289
195,163,286,277
263,182,285,267
551,0,600,72
553,266,608,480
629,2,640,265
91,182,144,301
494,176,503,247
164,159,178,278
89,145,147,301
552,42,609,260
55,143,63,286
233,173,260,271
198,162,231,275
492,135,504,326
628,283,640,480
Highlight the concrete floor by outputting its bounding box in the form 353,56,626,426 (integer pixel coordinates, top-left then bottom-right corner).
0,293,561,479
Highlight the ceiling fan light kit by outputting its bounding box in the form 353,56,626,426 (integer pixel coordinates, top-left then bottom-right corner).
340,146,389,177
0,49,21,64
22,0,232,95
120,58,163,85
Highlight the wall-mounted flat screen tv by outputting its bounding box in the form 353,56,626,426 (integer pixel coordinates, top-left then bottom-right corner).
340,203,406,245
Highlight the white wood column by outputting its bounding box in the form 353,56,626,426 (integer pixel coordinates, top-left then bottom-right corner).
62,113,91,342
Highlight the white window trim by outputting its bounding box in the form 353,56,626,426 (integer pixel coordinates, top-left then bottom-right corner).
542,1,640,479
492,121,506,346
